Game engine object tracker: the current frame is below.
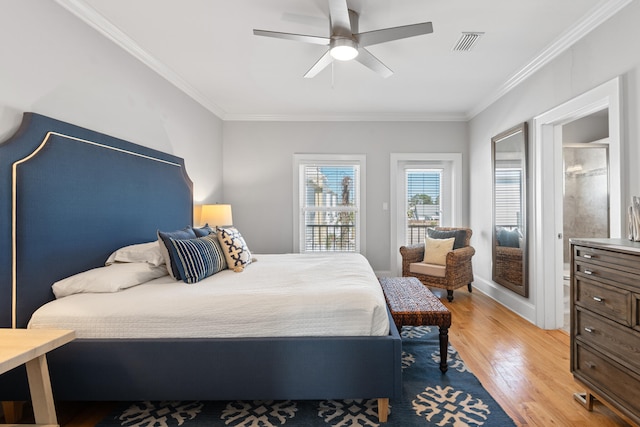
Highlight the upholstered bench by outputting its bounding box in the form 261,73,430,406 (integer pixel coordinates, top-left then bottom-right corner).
379,276,452,373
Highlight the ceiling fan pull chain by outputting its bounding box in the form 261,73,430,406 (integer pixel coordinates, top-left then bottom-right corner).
331,62,335,89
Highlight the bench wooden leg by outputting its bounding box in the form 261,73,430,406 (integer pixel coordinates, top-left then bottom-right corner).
446,290,454,302
377,398,389,422
439,326,449,373
467,283,472,292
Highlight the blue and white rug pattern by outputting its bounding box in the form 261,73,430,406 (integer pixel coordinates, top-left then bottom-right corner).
99,326,515,426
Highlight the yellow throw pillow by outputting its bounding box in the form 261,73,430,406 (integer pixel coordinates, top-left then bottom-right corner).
423,236,455,265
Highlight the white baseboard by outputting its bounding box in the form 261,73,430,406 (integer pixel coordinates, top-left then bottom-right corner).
472,276,537,326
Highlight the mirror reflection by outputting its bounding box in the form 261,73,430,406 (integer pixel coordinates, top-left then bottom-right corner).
492,123,528,297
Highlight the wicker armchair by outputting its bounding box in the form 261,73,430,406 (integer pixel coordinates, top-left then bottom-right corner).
399,227,475,302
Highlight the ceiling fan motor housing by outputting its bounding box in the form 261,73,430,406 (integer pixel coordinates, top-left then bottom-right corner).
330,37,359,60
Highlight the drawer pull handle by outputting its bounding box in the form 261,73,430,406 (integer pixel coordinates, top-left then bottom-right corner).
585,361,596,369
584,269,594,275
583,254,593,259
593,296,604,303
584,327,594,333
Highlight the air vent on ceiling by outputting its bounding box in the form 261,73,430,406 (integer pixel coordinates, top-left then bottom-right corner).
452,32,484,52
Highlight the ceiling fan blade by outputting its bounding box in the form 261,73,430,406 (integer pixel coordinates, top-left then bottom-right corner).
328,0,352,36
304,50,334,78
354,48,393,78
357,22,433,47
253,29,329,45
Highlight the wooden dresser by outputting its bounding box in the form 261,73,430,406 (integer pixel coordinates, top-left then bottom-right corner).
570,238,640,426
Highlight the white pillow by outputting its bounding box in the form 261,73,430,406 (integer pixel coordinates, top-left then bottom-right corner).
423,236,455,266
53,262,168,298
105,241,165,267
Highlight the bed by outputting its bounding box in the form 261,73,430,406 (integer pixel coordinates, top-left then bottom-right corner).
0,113,402,422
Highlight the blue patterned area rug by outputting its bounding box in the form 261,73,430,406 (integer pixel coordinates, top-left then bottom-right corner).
97,326,515,426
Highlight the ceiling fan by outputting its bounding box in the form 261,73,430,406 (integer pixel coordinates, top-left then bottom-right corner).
253,0,433,78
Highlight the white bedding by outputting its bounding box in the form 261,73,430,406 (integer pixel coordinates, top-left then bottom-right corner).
28,253,390,338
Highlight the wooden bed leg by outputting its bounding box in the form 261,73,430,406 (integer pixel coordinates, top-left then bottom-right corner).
377,398,389,423
1,401,24,423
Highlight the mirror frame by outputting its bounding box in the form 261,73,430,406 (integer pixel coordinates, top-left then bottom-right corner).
492,122,528,297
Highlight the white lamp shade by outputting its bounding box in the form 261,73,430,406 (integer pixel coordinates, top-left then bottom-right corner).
197,204,233,227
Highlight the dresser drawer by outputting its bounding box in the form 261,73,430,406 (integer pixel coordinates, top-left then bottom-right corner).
575,259,640,291
575,344,640,418
576,309,640,372
575,245,640,277
574,277,631,326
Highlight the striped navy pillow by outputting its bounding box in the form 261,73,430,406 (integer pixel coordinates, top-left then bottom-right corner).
168,234,228,283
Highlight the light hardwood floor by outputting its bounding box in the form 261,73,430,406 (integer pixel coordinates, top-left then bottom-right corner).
4,288,632,426
437,287,630,427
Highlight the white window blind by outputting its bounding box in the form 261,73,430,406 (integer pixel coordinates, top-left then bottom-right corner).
405,168,442,245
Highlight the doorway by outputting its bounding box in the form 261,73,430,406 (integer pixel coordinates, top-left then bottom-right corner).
560,111,610,332
532,77,622,330
390,153,462,276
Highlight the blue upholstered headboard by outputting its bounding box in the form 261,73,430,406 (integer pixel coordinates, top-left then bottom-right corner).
0,113,193,328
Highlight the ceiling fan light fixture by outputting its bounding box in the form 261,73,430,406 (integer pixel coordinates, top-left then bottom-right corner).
330,38,358,61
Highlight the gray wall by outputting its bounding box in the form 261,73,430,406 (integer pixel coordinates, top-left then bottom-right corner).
4,0,640,323
0,0,224,204
469,0,640,321
222,121,468,272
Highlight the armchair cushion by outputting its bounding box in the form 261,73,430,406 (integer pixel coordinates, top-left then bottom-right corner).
497,227,521,248
427,228,467,249
423,236,455,265
410,262,446,277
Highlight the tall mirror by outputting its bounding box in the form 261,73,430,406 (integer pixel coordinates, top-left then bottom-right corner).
492,122,528,297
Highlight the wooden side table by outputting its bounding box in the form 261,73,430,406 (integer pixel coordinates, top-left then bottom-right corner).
0,329,75,427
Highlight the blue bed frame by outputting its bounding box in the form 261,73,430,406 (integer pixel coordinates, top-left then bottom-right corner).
0,113,402,420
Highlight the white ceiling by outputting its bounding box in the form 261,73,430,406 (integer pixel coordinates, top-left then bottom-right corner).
56,0,628,121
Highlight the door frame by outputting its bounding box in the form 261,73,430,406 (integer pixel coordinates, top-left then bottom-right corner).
532,77,622,329
390,153,462,276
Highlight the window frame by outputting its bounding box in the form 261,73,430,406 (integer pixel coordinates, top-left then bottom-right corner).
293,154,366,254
390,153,462,275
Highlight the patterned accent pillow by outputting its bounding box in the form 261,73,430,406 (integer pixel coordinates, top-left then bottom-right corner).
157,227,197,279
217,227,252,269
167,234,228,284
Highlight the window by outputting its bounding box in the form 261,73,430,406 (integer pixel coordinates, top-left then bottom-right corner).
293,155,365,253
405,168,442,245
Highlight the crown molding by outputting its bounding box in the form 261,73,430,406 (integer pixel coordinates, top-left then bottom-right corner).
223,112,467,122
56,0,630,123
54,0,227,119
467,0,633,119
